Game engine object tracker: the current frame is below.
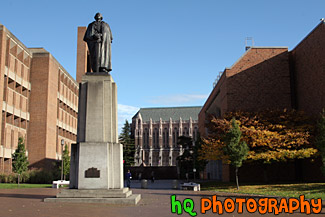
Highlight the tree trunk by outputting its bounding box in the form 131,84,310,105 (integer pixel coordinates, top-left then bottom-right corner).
235,167,239,190
17,174,20,186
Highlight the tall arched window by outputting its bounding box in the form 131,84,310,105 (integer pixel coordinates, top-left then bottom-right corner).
184,127,189,136
162,131,165,146
173,127,178,147
163,128,169,147
194,127,198,141
154,128,159,148
143,128,148,148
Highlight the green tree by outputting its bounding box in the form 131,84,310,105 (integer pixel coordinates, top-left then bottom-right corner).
12,137,29,185
316,109,325,175
223,118,249,190
60,144,70,180
119,120,135,166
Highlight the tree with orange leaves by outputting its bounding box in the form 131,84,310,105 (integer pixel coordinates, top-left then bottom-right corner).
199,109,317,164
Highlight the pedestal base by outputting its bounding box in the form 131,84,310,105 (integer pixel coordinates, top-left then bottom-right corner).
44,189,141,205
70,142,123,189
55,73,141,205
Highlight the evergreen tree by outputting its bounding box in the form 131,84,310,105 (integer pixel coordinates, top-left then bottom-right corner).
12,137,29,185
223,118,249,190
316,109,325,175
119,120,135,166
176,136,194,179
61,144,70,180
176,136,207,180
193,135,208,177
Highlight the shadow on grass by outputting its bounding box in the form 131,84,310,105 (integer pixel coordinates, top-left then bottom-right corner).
200,182,325,192
151,192,276,198
0,193,52,200
0,183,53,189
255,183,325,194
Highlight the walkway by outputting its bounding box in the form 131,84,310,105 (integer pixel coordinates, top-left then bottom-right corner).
0,182,323,217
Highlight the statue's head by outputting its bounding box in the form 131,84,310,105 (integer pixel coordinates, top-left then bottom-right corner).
94,13,103,21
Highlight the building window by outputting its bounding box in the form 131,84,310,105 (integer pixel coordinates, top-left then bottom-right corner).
143,128,149,148
163,128,169,147
194,127,198,141
173,127,178,147
143,132,146,147
153,128,158,148
184,127,189,136
162,132,165,146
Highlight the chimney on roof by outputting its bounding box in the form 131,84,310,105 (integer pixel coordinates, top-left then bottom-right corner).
245,37,254,51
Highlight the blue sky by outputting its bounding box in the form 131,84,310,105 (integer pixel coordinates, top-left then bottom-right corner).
1,0,324,132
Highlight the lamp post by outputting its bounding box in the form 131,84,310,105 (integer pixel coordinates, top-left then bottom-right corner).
190,150,195,181
61,139,64,181
192,141,196,181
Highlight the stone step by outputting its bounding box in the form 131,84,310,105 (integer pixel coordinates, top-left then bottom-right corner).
45,194,141,205
57,188,132,198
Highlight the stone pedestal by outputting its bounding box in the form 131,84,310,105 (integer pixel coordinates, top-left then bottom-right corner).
45,73,140,205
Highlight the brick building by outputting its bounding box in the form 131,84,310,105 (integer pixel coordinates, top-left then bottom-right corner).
0,25,32,173
199,20,325,181
76,27,88,83
131,107,201,167
0,24,78,173
28,48,78,168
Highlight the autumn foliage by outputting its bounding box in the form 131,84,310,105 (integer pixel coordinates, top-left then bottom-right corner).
199,109,318,164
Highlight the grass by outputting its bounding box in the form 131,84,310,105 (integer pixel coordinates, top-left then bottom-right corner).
200,182,325,199
0,183,52,189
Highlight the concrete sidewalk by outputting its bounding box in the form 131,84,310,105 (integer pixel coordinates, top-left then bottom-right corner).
0,186,323,217
126,179,181,189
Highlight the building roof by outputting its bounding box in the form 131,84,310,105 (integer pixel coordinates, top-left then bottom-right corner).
133,106,202,122
29,48,78,86
225,46,288,70
292,20,325,51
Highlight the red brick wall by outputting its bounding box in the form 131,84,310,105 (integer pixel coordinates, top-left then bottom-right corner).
199,48,292,136
291,22,325,117
0,28,6,148
28,53,50,165
45,55,59,159
227,48,292,112
76,27,87,83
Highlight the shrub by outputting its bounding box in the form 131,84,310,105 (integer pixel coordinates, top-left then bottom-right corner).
20,171,30,183
29,170,55,184
0,174,5,183
7,173,18,183
0,169,60,184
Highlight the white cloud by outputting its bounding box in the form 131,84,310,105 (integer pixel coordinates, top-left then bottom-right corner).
118,104,139,135
149,94,208,105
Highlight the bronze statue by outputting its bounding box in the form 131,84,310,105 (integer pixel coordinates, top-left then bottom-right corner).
84,13,113,73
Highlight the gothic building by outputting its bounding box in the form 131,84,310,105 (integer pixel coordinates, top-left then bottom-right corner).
131,106,201,167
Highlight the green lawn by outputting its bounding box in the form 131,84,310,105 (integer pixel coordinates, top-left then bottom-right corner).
200,182,325,199
0,183,52,189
